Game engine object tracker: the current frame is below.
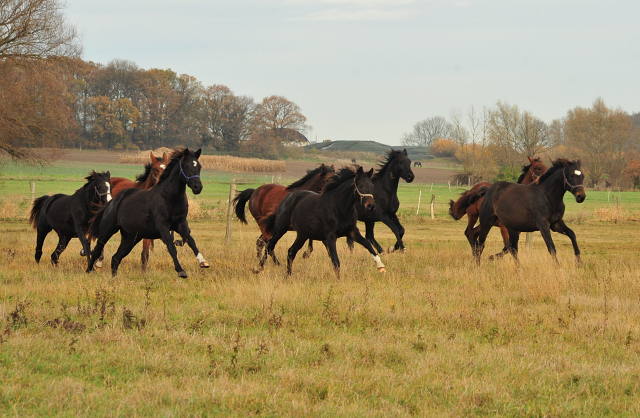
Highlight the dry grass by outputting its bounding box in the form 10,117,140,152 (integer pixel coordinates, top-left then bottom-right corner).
119,150,286,173
2,216,640,416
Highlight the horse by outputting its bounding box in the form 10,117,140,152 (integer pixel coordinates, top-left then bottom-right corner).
351,158,357,164
29,171,112,266
413,161,422,168
472,158,585,265
448,156,548,259
86,147,209,278
87,151,168,269
347,149,415,254
233,164,335,263
255,166,385,279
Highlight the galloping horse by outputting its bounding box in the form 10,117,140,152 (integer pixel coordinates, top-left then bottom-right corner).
86,148,208,278
30,171,112,266
449,157,547,259
472,158,585,265
233,164,335,263
256,166,384,279
347,149,415,254
91,151,168,269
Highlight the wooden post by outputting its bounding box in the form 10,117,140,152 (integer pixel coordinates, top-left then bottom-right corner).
30,182,36,203
225,183,236,245
448,181,451,192
525,232,533,249
416,191,422,215
430,194,435,219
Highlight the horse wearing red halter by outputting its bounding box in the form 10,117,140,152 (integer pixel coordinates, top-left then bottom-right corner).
449,157,548,258
233,164,335,263
105,151,168,269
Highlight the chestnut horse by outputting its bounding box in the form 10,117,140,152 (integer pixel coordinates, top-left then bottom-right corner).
233,164,335,263
449,157,547,259
101,151,167,269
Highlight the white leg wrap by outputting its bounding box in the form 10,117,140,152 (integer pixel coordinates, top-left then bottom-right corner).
372,254,385,269
196,253,206,263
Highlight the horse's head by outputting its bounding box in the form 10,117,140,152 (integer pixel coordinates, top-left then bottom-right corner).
563,160,586,203
149,151,168,186
390,149,415,183
90,171,112,205
527,156,548,183
179,148,203,195
355,166,376,215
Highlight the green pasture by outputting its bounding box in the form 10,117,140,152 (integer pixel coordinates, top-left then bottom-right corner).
1,156,640,416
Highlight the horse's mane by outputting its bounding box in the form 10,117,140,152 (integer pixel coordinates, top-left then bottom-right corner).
322,166,356,193
286,164,333,190
516,157,542,183
537,158,578,184
157,147,189,184
372,149,407,181
135,162,154,183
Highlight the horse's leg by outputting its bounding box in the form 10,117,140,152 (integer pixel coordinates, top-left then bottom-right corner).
35,223,52,263
376,214,404,253
474,217,494,265
141,238,152,270
324,237,341,279
551,220,581,265
302,239,314,259
489,223,511,260
506,228,521,266
111,234,142,277
175,220,209,269
350,228,386,273
364,221,384,254
388,214,406,252
74,223,93,267
256,236,265,260
536,221,558,264
286,235,307,275
87,223,119,272
255,227,286,273
50,235,70,266
346,237,355,252
156,226,187,277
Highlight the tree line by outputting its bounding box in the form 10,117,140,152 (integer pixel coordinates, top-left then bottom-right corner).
401,100,640,188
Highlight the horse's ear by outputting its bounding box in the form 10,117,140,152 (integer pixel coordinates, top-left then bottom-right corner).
150,151,157,163
106,171,110,178
528,156,534,163
162,152,168,162
367,168,374,178
577,159,582,169
403,148,408,156
356,166,364,174
195,148,202,159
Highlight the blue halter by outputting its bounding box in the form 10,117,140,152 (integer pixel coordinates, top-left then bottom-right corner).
180,160,201,182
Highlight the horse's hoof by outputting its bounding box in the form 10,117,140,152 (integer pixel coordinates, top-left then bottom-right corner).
199,261,210,268
178,271,188,278
302,252,311,259
488,255,495,261
80,249,85,257
377,267,387,273
387,246,396,254
252,267,262,274
95,260,103,268
174,240,184,247
399,248,406,254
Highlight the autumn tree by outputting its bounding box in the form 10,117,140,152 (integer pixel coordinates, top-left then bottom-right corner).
201,84,254,151
623,160,640,190
0,0,81,161
431,138,459,157
400,116,452,147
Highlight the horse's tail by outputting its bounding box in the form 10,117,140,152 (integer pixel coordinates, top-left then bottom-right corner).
259,212,277,237
29,195,50,229
449,186,489,220
233,188,255,224
86,206,105,241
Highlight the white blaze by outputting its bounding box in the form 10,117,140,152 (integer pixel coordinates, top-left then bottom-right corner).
105,182,112,201
160,164,166,169
575,170,582,176
193,161,197,167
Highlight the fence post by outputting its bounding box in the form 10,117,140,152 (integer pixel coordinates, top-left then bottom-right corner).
225,183,237,245
30,182,36,203
417,191,422,215
525,232,533,249
430,194,435,219
448,181,451,192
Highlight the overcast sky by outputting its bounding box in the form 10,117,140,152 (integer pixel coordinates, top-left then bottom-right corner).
66,0,639,146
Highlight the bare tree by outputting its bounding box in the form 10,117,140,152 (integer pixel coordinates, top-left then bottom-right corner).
400,116,452,147
201,84,254,150
252,95,309,138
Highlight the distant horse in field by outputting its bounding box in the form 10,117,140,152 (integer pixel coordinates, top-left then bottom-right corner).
30,171,112,266
449,157,547,259
347,149,415,254
413,161,422,168
351,158,357,164
233,164,335,263
88,151,168,269
256,166,384,279
472,158,585,265
86,147,208,278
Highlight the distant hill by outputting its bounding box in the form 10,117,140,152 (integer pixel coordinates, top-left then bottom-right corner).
304,140,433,161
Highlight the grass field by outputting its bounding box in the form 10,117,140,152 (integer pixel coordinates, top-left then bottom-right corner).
1,156,640,416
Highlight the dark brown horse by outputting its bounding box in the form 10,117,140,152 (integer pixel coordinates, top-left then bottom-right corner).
472,158,585,265
105,151,168,269
449,157,547,258
233,164,335,263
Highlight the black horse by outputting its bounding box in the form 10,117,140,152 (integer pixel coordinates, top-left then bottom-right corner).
86,147,209,278
256,166,386,279
413,161,422,167
472,158,586,265
30,171,112,266
348,149,415,254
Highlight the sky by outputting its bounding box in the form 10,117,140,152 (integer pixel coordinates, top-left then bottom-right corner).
65,0,639,146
